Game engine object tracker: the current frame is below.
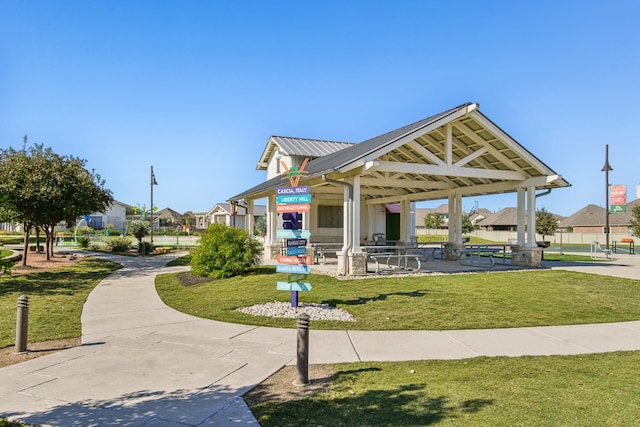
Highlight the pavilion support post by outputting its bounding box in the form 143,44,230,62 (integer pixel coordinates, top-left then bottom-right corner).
444,193,464,261
246,200,255,236
264,194,281,261
352,176,361,252
512,187,543,267
516,188,526,246
400,199,410,244
526,186,537,248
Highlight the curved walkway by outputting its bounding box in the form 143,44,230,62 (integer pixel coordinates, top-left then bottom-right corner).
1,251,640,426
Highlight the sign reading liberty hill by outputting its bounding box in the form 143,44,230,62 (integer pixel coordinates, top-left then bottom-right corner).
276,158,312,307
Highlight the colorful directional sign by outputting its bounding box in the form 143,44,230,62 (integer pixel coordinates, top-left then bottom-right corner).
277,186,311,195
276,281,312,292
286,246,307,256
276,264,311,274
276,229,311,239
286,238,307,247
277,255,311,265
277,194,312,204
276,204,311,213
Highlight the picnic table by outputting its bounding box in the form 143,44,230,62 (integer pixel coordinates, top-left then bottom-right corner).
312,243,344,264
362,245,421,273
458,244,509,267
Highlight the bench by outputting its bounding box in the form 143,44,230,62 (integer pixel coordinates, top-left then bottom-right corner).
590,241,612,259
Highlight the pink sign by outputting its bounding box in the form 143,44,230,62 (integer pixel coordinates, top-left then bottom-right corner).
610,185,627,205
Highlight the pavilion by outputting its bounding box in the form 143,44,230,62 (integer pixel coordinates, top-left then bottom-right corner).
229,102,570,275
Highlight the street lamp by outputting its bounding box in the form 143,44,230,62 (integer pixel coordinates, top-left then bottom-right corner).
150,166,158,245
601,145,613,250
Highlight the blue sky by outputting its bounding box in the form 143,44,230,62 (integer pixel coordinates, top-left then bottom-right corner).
1,1,638,217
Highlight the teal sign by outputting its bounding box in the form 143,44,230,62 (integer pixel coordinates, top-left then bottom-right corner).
277,281,312,292
276,264,311,274
286,247,307,256
277,194,312,204
276,229,311,239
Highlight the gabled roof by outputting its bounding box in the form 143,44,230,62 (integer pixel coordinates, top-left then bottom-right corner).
559,204,604,227
155,207,184,219
256,136,354,170
232,102,570,203
209,202,266,217
560,200,640,228
478,207,519,227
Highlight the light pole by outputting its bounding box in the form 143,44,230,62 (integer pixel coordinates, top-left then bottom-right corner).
150,166,158,245
601,145,613,250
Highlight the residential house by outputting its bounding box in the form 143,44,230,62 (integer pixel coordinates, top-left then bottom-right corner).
192,203,266,234
155,207,184,232
476,207,519,231
87,200,131,232
559,199,640,234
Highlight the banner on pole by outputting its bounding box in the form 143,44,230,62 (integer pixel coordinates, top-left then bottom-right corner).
610,184,627,213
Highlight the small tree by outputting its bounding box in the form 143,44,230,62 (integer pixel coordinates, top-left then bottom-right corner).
629,205,640,238
536,207,557,242
424,213,444,233
461,213,476,234
131,223,150,254
191,223,262,278
254,216,266,237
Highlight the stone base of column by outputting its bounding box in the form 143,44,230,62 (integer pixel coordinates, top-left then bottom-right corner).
443,243,464,261
336,251,346,275
511,246,543,267
263,244,282,261
349,252,368,276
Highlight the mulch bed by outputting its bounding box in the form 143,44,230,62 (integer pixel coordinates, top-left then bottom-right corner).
176,271,215,286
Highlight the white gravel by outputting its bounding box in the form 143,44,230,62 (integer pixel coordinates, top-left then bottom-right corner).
237,301,356,322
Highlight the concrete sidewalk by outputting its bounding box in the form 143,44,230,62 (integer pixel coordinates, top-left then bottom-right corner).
1,251,640,426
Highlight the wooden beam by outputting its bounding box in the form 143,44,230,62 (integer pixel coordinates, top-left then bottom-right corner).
374,160,526,180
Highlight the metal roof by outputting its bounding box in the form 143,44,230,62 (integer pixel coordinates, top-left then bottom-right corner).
232,102,571,204
256,136,354,170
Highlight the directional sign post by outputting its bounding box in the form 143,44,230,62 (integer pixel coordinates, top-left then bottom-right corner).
276,176,312,308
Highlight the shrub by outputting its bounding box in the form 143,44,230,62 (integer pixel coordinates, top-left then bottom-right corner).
104,236,131,252
191,223,262,278
77,236,90,248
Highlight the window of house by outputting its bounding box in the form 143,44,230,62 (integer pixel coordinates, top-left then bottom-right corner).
318,205,343,228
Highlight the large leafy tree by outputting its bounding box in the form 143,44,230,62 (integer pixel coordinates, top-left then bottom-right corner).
536,207,558,242
0,140,113,265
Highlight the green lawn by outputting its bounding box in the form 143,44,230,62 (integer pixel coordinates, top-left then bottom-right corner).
251,351,640,426
0,257,121,348
156,267,640,330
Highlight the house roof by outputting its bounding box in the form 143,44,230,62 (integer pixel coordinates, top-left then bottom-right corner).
256,136,354,170
155,207,184,219
560,200,640,228
232,102,570,204
209,202,266,216
477,207,519,227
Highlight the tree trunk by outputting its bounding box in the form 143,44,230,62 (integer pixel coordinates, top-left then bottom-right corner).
43,224,53,260
22,225,30,266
